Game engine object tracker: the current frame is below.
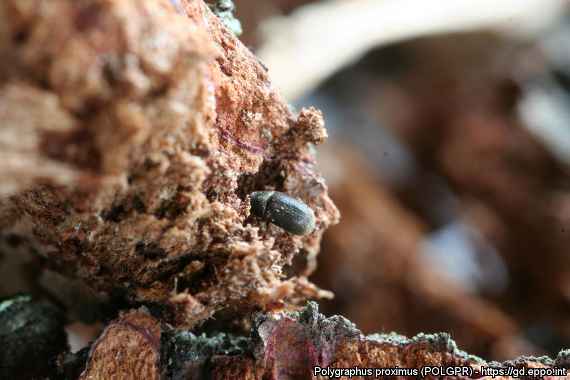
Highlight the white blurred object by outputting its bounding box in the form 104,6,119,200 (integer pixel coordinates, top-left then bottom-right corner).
518,19,570,166
519,81,570,165
421,222,509,294
541,19,570,71
258,0,566,101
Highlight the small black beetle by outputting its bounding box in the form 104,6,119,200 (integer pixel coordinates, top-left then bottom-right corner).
250,191,316,235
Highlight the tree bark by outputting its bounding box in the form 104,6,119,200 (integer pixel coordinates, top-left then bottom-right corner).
62,303,570,379
0,0,338,328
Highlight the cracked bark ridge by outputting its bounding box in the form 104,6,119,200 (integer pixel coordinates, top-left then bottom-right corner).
70,303,570,380
0,0,339,327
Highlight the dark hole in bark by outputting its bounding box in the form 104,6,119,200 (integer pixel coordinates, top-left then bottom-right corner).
135,242,166,260
101,203,127,222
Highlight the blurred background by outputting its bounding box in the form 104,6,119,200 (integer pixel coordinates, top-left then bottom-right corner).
234,0,570,361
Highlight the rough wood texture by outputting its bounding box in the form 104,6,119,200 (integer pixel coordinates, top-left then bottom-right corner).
66,303,570,380
78,310,161,380
0,0,338,327
0,84,81,197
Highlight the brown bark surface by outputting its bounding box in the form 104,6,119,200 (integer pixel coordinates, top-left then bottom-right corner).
0,0,338,327
68,304,570,380
78,310,161,380
2,1,568,379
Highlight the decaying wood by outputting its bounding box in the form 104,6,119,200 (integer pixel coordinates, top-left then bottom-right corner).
78,310,161,380
0,0,338,327
0,84,82,197
2,0,568,379
1,299,566,379
54,303,570,379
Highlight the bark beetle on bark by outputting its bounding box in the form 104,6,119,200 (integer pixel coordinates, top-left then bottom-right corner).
0,0,338,327
2,1,566,379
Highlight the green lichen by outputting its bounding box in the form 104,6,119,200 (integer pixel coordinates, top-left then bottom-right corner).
556,349,570,367
207,0,242,36
492,355,555,368
0,294,31,314
297,301,361,342
367,331,485,364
